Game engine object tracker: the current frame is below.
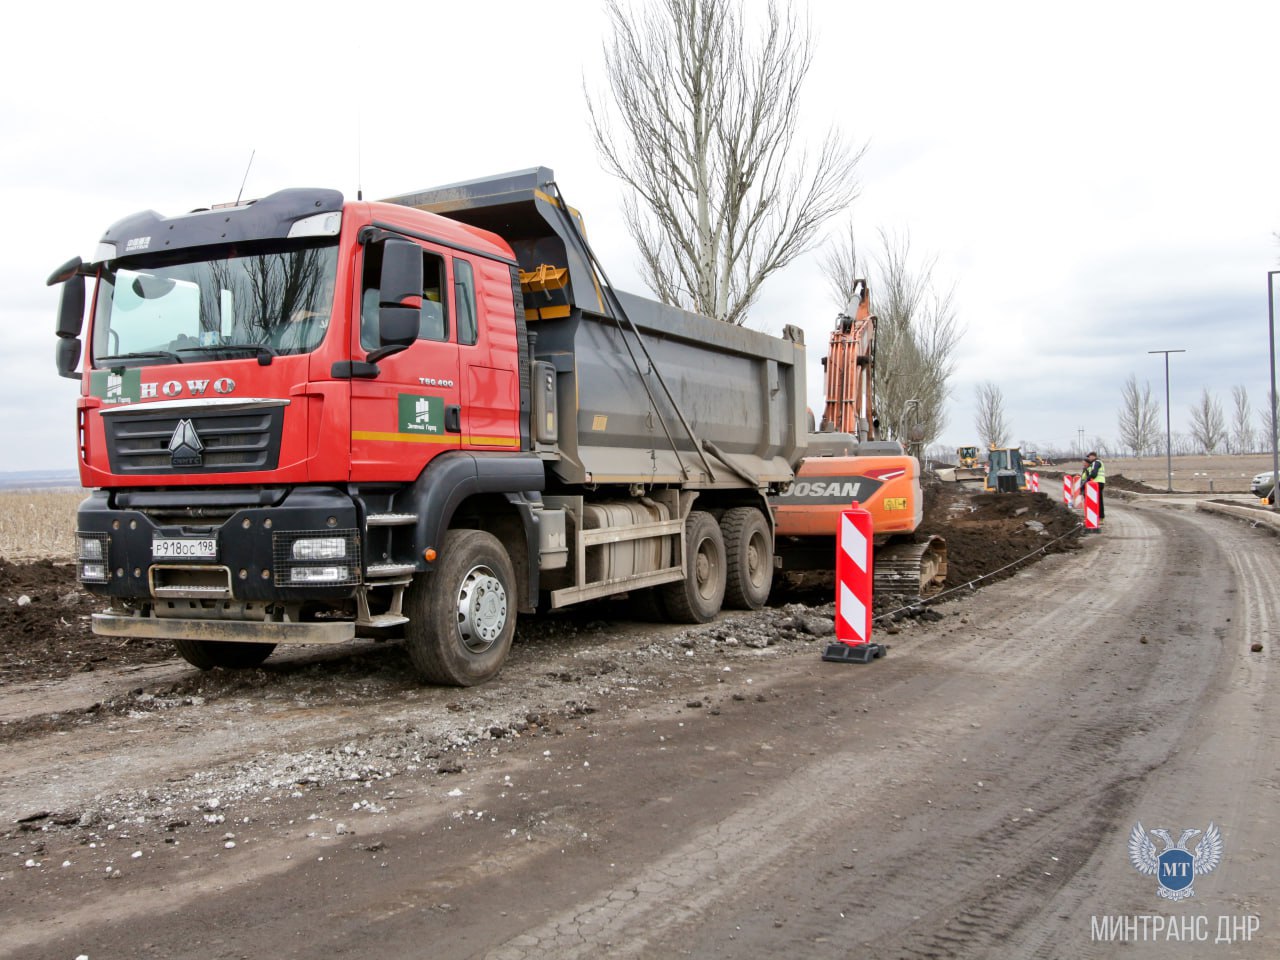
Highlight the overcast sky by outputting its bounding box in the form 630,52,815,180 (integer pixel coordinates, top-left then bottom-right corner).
3,0,1279,473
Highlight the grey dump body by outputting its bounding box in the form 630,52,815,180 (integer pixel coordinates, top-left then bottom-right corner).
385,167,806,490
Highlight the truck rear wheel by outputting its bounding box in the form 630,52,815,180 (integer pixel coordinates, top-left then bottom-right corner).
173,639,277,670
661,510,726,623
404,529,516,686
721,506,772,610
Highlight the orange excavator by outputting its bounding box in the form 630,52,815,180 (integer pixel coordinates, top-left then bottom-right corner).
771,280,947,598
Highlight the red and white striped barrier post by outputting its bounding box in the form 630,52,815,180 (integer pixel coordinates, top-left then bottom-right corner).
823,500,886,664
1025,472,1040,493
1063,475,1074,506
1083,480,1101,531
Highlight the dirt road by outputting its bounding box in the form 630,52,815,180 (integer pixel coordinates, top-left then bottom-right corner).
2,497,1277,959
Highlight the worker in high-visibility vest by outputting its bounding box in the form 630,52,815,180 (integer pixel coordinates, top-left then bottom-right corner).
1081,451,1106,523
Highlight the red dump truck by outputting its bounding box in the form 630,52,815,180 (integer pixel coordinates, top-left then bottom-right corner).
47,168,807,685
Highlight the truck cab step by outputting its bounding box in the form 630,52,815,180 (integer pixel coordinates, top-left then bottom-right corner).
366,563,417,578
367,513,418,526
357,612,410,629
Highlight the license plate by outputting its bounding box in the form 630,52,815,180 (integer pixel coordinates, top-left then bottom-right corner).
152,537,217,560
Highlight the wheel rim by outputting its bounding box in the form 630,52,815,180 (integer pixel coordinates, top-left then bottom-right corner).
455,564,508,654
695,536,721,601
746,529,768,589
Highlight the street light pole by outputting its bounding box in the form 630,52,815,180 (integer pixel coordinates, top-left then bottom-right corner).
1268,271,1280,511
1149,349,1185,493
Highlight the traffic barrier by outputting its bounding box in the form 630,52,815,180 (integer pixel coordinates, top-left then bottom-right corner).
1026,472,1040,493
1063,475,1075,506
823,500,885,664
1083,480,1101,530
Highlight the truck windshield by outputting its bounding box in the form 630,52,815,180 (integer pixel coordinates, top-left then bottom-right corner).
90,242,339,366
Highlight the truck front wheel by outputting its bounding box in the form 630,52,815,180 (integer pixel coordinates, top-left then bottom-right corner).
405,529,516,686
173,639,277,670
662,510,726,623
721,506,773,610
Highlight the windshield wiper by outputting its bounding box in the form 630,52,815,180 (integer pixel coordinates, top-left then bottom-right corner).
96,350,183,365
176,343,277,365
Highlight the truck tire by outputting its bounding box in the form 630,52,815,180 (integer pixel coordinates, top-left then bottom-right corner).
173,639,277,670
661,510,726,623
404,529,516,686
721,506,772,610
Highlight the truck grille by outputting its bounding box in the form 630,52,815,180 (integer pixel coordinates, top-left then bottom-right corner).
104,405,285,475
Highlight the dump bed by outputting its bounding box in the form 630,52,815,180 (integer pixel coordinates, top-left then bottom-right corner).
386,168,806,489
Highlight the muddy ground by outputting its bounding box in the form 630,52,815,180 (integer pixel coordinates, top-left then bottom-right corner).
4,487,1278,959
0,482,1083,687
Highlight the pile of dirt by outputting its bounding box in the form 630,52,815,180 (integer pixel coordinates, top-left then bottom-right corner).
0,557,177,684
918,482,1083,591
1036,469,1161,494
1106,473,1168,493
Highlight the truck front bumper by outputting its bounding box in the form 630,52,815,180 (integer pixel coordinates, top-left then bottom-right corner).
74,485,363,603
92,610,354,645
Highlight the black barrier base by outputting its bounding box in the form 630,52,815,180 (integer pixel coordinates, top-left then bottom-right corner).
822,641,887,664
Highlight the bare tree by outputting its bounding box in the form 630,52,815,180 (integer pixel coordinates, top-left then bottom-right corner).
1188,388,1227,454
819,219,860,310
1231,385,1253,454
588,0,864,324
974,380,1009,449
820,228,962,445
1260,390,1279,453
1116,374,1161,456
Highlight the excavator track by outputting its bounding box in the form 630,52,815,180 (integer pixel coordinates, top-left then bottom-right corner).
875,535,948,598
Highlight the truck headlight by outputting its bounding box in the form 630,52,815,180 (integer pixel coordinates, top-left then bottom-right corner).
292,537,347,561
274,528,358,587
289,566,349,584
79,537,104,561
80,562,107,583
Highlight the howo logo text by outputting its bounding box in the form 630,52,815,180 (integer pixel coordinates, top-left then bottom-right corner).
141,378,236,399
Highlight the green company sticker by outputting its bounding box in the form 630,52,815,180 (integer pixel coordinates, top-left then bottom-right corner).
89,368,142,404
398,394,445,434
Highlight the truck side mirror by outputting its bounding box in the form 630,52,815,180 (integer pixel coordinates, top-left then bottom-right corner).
55,273,86,339
54,272,86,379
372,239,422,360
56,337,82,380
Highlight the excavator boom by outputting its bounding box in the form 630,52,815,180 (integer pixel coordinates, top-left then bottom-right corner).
820,279,876,438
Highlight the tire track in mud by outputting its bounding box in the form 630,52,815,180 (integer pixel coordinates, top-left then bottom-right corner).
1004,507,1280,960
10,500,1277,960
475,504,1248,959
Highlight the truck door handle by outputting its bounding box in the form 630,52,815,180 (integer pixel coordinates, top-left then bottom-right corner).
445,405,461,433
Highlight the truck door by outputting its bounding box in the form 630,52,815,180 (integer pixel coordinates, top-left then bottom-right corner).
452,255,520,451
350,240,462,482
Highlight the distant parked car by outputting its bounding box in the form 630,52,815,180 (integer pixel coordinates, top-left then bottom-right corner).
1251,471,1275,500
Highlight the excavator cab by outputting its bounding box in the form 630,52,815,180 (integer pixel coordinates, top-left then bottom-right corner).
984,447,1027,493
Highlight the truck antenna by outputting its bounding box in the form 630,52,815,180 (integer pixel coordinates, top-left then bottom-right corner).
235,149,256,206
356,107,363,201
